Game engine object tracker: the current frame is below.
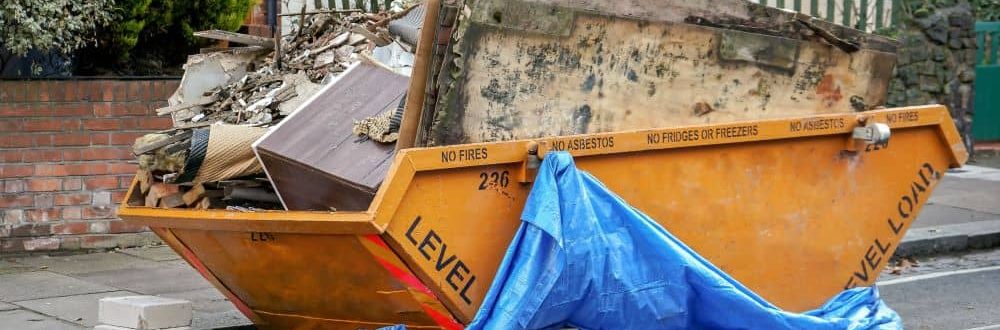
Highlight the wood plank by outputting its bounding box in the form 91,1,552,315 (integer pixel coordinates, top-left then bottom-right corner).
396,0,440,149
194,30,275,48
255,62,409,211
182,184,206,206
160,193,187,209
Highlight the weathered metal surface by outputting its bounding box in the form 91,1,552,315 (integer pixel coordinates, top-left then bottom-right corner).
719,29,801,71
121,105,966,327
417,0,899,146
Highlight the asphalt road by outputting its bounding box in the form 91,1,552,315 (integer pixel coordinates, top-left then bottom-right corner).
879,248,1000,330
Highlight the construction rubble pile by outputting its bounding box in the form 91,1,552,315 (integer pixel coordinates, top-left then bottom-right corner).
131,4,421,211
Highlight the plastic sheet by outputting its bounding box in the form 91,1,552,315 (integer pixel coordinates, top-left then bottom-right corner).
464,151,902,330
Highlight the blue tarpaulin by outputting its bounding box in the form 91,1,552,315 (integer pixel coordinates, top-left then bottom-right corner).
465,152,902,330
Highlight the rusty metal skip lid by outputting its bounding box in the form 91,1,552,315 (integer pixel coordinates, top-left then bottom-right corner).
120,105,966,328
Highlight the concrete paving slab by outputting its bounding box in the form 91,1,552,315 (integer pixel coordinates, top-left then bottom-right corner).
948,165,1000,182
162,259,192,268
0,301,18,311
15,291,138,327
880,267,1000,329
929,177,1000,215
191,309,252,329
161,288,234,314
118,246,181,262
0,259,38,275
0,271,117,302
72,266,212,295
0,309,85,330
10,252,160,275
913,203,1000,228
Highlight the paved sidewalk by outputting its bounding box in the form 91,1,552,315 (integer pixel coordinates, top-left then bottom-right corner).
0,163,996,330
897,165,1000,256
0,246,251,329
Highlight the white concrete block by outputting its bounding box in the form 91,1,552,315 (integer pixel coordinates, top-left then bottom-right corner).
95,325,191,330
98,296,192,329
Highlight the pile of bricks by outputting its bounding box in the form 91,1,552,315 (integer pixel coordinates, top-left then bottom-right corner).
0,79,179,254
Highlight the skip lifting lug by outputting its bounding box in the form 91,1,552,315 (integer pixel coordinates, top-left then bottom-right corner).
519,141,542,183
846,117,891,152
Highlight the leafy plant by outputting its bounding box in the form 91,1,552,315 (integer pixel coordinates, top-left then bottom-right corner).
973,0,1000,20
76,0,258,75
0,0,116,75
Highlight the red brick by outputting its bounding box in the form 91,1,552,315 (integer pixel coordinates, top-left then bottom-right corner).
118,176,134,189
0,104,35,117
64,81,78,101
164,81,180,98
0,119,22,131
109,220,148,234
3,180,26,193
22,149,62,162
127,82,141,101
52,103,91,116
25,208,61,222
2,237,61,253
114,103,150,116
81,234,117,249
33,134,52,147
54,192,92,206
79,81,100,101
82,206,115,220
52,133,91,146
113,82,127,100
0,195,33,208
136,117,173,130
110,132,145,146
49,81,67,102
0,165,33,178
139,81,153,101
108,163,137,175
27,178,62,192
101,81,115,101
89,147,132,161
33,164,68,176
23,118,62,132
37,82,50,102
34,194,53,208
83,118,122,131
35,163,108,176
0,150,23,162
93,103,113,117
10,223,51,237
84,176,120,190
61,207,83,220
110,190,127,202
62,178,82,190
51,221,88,235
0,135,34,148
90,133,111,145
0,82,16,101
89,221,110,234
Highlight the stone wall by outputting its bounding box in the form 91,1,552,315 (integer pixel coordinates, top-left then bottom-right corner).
0,79,179,254
886,1,977,150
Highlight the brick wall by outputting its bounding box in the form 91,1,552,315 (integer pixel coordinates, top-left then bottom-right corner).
0,79,179,254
